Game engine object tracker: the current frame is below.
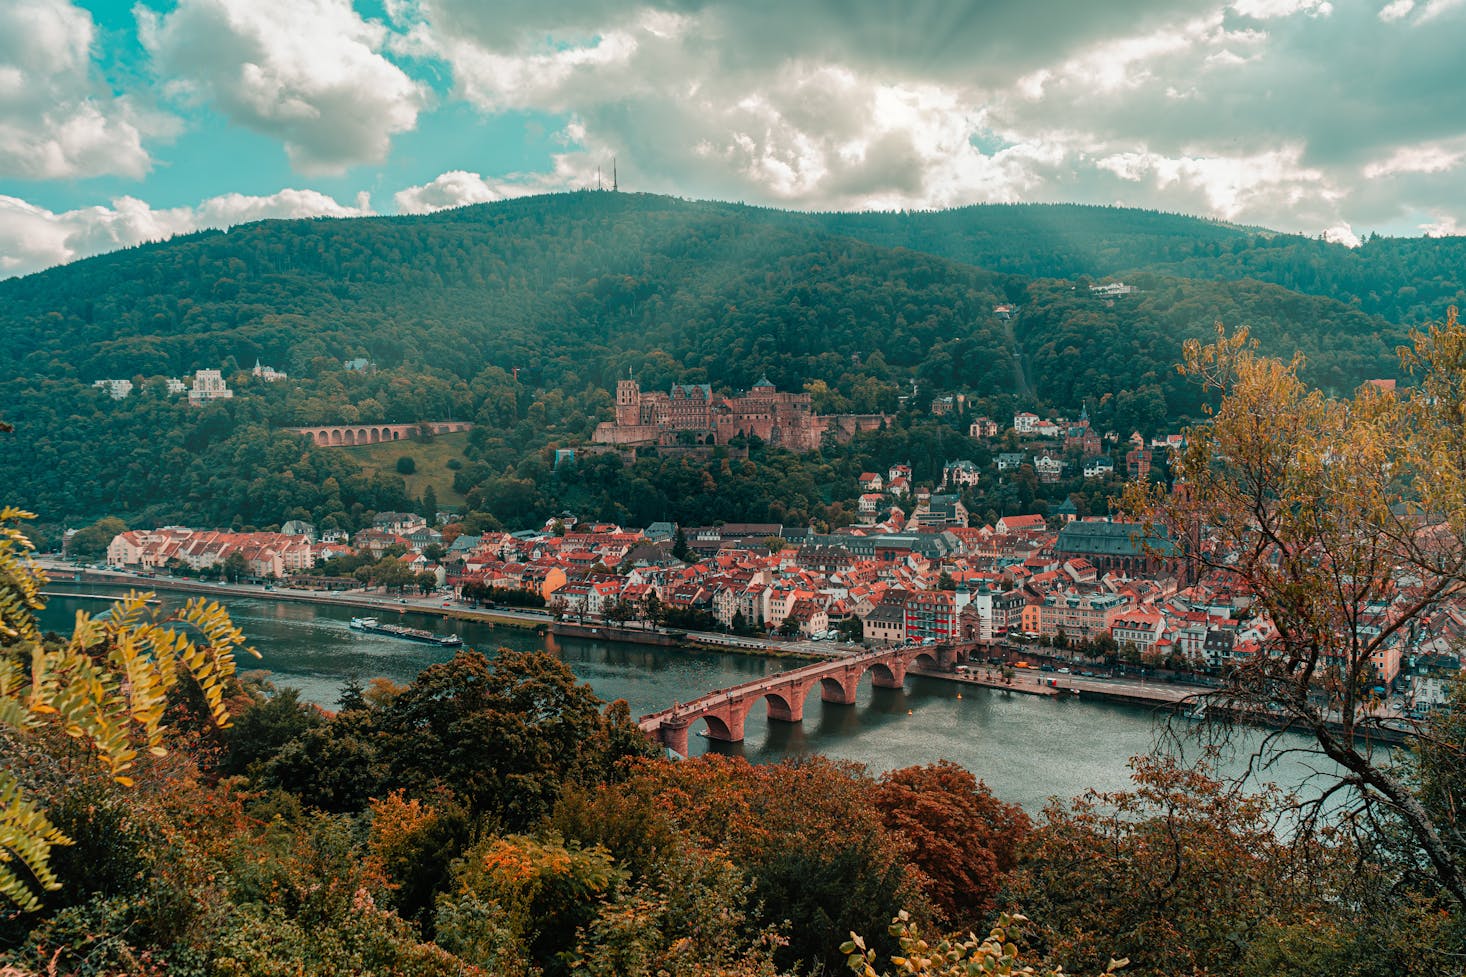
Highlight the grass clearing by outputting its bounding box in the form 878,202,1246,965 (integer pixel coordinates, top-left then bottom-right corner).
342,430,472,506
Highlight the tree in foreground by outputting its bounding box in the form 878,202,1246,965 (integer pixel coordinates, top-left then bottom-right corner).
869,760,1030,931
0,506,255,911
1125,311,1466,907
843,911,1125,977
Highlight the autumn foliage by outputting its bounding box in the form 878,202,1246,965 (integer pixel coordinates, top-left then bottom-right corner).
871,760,1031,930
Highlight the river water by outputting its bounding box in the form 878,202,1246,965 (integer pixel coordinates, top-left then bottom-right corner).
35,588,1325,812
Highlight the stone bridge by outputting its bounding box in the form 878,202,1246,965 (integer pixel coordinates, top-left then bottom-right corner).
639,641,976,756
285,421,473,447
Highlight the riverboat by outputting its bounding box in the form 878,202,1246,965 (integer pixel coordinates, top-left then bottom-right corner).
349,616,462,647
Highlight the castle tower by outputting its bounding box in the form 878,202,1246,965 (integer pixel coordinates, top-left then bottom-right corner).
616,378,641,426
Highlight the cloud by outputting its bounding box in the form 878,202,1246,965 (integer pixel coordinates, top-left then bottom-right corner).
1363,140,1465,179
0,0,167,179
1420,212,1462,237
0,188,373,277
1095,145,1337,220
394,170,508,212
371,0,1466,238
138,0,426,173
1322,222,1361,247
7,0,1465,269
1231,0,1332,18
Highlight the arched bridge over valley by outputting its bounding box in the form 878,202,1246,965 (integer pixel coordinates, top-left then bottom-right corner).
639,641,975,756
285,421,473,447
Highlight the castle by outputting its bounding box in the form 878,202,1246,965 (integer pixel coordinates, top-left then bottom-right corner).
593,376,889,452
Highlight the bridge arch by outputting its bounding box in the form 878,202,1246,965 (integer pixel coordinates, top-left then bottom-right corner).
914,651,940,671
698,713,733,740
760,688,802,723
818,673,858,705
866,660,904,688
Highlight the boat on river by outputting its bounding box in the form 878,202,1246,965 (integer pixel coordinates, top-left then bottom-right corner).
349,616,462,647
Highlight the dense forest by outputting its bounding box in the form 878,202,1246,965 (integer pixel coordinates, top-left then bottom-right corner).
0,191,1448,534
4,637,1462,976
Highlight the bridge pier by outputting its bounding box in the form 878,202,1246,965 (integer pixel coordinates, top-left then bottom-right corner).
658,715,690,756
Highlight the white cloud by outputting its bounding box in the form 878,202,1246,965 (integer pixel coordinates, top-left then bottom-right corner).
0,0,165,179
1363,141,1465,178
1096,145,1336,219
137,0,426,173
1417,0,1466,20
7,0,1466,264
1322,221,1361,246
1231,0,1332,18
1378,0,1464,21
0,188,373,278
1420,212,1462,236
395,170,504,213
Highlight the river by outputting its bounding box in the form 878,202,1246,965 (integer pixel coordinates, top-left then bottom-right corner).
35,587,1324,812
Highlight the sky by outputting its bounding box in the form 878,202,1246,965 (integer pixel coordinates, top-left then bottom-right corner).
2,0,1465,278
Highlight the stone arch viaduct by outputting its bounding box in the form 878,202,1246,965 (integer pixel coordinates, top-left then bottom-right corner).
639,641,974,756
285,421,473,447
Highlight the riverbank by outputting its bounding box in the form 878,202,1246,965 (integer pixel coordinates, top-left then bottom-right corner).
912,664,1411,745
36,562,832,662
551,621,826,663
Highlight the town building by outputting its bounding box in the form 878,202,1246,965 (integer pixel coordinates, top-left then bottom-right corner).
252,360,288,382
942,459,982,489
1126,445,1153,481
187,369,234,405
92,379,133,399
905,590,960,643
1040,591,1129,642
863,602,907,645
969,417,999,439
107,528,315,577
913,494,969,529
1053,521,1177,577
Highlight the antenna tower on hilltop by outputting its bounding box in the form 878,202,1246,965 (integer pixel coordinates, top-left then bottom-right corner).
613,157,618,192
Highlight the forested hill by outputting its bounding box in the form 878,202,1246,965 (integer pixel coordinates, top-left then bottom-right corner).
0,190,1433,528
0,191,1419,390
788,203,1464,326
0,192,1013,391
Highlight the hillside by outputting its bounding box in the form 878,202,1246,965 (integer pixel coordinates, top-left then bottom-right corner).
795,203,1466,326
0,191,1439,529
